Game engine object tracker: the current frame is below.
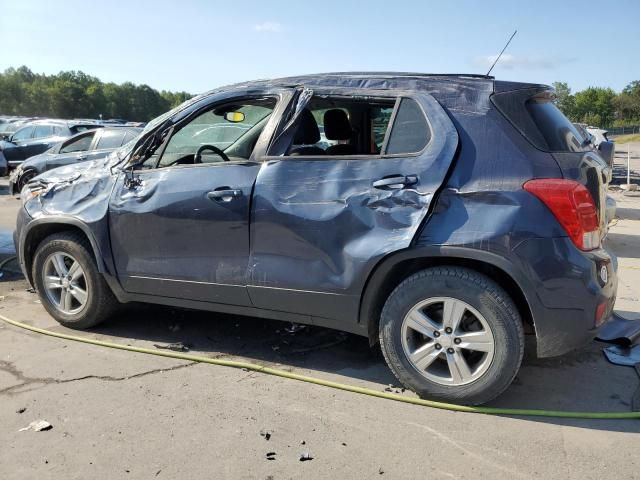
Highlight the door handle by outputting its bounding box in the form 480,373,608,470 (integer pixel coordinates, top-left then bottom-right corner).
207,188,243,202
372,175,418,189
77,156,87,161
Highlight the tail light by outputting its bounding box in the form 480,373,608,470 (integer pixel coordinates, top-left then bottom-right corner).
523,179,600,251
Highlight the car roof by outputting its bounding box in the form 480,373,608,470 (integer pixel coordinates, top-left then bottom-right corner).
27,119,102,129
206,72,547,95
187,72,548,117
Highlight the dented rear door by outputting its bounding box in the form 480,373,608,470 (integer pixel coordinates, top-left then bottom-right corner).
247,91,459,323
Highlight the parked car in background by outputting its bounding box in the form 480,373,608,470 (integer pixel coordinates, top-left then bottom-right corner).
0,117,36,141
0,119,102,170
9,126,141,193
15,73,617,405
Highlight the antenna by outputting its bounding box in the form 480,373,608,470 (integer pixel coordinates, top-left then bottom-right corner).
486,30,517,77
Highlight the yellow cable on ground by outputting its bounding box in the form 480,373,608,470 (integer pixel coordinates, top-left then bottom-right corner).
1,313,639,420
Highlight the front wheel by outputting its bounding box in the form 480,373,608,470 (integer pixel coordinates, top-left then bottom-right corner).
17,169,37,193
33,232,119,329
379,267,524,405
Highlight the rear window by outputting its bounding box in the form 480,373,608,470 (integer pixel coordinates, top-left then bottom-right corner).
492,89,590,153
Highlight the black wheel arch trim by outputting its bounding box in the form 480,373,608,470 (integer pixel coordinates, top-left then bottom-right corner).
358,245,539,345
20,216,108,286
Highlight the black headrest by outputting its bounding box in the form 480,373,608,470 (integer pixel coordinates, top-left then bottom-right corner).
324,109,352,140
293,109,320,145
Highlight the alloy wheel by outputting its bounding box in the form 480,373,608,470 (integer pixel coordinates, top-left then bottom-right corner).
400,297,495,386
42,252,89,315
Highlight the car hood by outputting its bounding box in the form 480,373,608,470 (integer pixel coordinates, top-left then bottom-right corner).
26,150,122,221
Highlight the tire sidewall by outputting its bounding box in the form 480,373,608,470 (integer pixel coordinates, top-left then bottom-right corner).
380,268,523,404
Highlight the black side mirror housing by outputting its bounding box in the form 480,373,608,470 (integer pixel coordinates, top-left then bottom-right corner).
598,141,615,167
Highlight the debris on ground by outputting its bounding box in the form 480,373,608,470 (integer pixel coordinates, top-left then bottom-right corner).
265,452,277,461
379,467,385,475
260,429,272,441
300,440,306,445
299,452,314,462
153,342,191,352
284,323,307,334
16,407,26,414
19,420,52,432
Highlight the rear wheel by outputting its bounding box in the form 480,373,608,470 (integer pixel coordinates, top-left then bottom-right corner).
379,267,524,405
33,232,119,329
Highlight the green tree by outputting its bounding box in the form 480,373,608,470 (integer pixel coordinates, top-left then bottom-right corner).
0,65,193,121
572,87,616,127
552,81,575,118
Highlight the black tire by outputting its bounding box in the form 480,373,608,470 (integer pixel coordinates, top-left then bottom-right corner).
32,231,119,329
17,169,37,192
379,267,524,405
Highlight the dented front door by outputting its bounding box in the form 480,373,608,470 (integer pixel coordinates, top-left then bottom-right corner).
247,92,459,323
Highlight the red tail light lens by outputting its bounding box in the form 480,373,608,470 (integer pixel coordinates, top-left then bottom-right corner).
523,179,600,251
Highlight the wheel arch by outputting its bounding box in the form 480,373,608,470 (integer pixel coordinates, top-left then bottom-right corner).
359,247,536,347
21,217,106,286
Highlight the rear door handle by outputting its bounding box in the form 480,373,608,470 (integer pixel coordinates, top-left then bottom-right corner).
207,188,243,202
372,175,418,189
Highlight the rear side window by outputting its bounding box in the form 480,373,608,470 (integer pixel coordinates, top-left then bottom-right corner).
96,130,127,150
492,89,590,153
122,130,138,144
60,132,95,154
386,98,431,154
34,125,54,139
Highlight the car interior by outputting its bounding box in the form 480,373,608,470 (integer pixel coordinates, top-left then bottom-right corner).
286,97,395,157
143,97,277,168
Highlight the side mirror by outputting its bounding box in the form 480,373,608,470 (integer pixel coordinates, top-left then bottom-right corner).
598,141,615,167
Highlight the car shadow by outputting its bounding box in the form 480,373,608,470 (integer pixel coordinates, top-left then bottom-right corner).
89,304,640,433
606,232,640,259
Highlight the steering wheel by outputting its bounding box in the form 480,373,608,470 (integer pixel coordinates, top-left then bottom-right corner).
194,144,230,163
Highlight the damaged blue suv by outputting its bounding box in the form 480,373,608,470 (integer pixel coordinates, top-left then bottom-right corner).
14,73,617,404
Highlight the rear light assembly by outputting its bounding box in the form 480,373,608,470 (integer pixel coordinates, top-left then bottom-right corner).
523,179,600,251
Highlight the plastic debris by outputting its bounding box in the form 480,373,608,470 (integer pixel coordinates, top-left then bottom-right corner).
260,429,272,441
265,452,277,461
153,342,190,352
16,408,26,414
19,420,52,432
284,323,307,334
299,452,314,462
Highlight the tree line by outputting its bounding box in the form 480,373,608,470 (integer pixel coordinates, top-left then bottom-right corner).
553,80,640,127
0,66,193,122
1,66,639,128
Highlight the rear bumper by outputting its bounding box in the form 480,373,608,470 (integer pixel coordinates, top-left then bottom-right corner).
513,237,618,357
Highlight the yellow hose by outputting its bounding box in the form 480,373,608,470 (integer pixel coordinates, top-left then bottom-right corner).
1,313,638,420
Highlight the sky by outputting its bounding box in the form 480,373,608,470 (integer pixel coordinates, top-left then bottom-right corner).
1,0,638,95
